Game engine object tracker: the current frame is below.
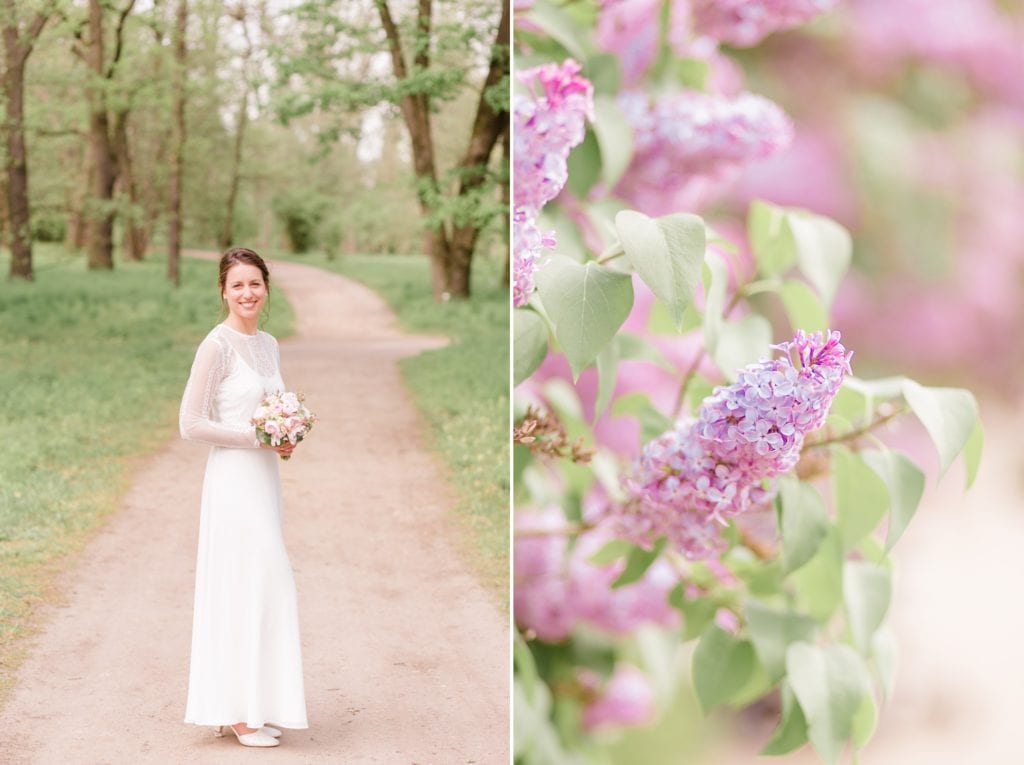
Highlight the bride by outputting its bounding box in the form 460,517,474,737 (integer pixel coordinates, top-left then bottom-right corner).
178,247,308,748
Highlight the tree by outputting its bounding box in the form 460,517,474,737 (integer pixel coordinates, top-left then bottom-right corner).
2,0,52,280
167,0,186,286
277,0,509,300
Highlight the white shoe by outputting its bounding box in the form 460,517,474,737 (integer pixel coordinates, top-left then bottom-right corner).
260,725,282,737
215,724,280,747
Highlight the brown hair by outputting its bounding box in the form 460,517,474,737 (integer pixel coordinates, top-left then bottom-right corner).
219,247,271,317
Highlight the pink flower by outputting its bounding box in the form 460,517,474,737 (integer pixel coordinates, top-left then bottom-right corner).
580,665,657,731
692,0,839,48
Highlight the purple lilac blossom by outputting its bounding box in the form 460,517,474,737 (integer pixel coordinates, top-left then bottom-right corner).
579,664,658,731
512,60,594,307
693,0,839,48
619,330,851,559
614,89,794,215
595,0,662,85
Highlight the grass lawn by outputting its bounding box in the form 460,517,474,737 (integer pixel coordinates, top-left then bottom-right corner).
271,250,510,599
0,245,294,704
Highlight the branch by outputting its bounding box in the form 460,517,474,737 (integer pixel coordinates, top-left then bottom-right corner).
105,0,138,80
806,405,907,449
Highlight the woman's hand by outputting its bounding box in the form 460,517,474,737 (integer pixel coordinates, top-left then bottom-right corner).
260,440,296,457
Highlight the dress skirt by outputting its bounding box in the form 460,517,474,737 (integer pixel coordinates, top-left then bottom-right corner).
184,446,309,728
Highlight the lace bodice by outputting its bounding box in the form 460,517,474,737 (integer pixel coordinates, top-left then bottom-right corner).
179,324,285,448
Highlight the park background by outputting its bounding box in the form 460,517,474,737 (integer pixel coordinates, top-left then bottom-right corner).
0,0,510,708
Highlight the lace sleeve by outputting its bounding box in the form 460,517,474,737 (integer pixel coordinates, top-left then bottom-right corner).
179,336,261,448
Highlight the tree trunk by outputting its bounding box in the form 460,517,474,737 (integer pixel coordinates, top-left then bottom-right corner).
220,87,248,250
446,0,510,297
501,124,510,288
85,0,115,270
2,2,50,281
167,0,187,286
113,110,146,260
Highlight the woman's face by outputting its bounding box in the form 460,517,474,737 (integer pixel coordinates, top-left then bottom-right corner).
222,262,267,321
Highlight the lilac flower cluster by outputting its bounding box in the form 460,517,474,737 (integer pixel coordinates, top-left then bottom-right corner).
692,0,839,48
578,665,657,731
514,507,680,642
614,89,793,215
513,60,594,307
619,330,851,558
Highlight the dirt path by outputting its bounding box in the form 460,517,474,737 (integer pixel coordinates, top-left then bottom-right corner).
0,253,509,764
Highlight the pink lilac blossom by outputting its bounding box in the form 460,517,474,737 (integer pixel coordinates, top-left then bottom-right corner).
614,89,794,215
579,665,658,731
692,0,839,48
513,60,594,307
514,507,680,641
619,330,851,558
595,0,662,85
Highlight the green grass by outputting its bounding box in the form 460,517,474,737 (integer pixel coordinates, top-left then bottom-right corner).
273,251,510,599
0,244,294,702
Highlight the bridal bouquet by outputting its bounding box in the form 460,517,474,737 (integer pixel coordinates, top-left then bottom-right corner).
251,391,317,460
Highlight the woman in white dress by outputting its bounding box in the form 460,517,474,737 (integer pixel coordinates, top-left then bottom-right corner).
179,247,309,748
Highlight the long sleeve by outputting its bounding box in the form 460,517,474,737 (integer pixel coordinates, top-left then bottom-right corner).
179,336,261,448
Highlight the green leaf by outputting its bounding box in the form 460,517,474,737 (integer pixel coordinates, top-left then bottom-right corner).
761,683,810,756
964,419,984,489
513,309,549,386
778,477,830,574
702,250,729,355
614,332,677,373
712,314,773,381
514,632,540,703
843,561,891,653
535,256,634,379
749,200,797,277
692,624,758,713
616,210,705,331
583,52,621,96
788,210,852,309
593,96,634,189
851,691,878,750
610,392,674,443
792,529,843,622
524,0,590,61
833,446,889,552
594,342,618,422
871,626,898,700
860,448,925,551
901,379,980,478
612,537,666,588
778,279,828,333
786,642,872,765
566,130,601,199
745,600,818,683
588,538,633,566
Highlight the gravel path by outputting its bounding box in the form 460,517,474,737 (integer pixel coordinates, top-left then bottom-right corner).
0,253,509,764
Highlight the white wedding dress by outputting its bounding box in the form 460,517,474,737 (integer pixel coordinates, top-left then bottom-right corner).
179,323,308,730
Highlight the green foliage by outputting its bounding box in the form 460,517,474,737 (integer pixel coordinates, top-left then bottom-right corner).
272,190,330,253
692,624,759,712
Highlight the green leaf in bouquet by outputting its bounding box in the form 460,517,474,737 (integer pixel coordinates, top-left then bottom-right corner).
711,314,773,381
964,419,983,489
566,129,601,199
778,279,828,333
785,642,872,765
535,256,634,379
761,682,810,756
901,379,980,478
593,95,634,189
833,446,889,552
791,528,843,622
749,199,797,277
842,560,892,653
692,624,758,713
513,308,549,386
611,537,666,588
615,210,705,331
611,391,674,444
745,599,818,683
788,209,852,310
860,448,925,551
